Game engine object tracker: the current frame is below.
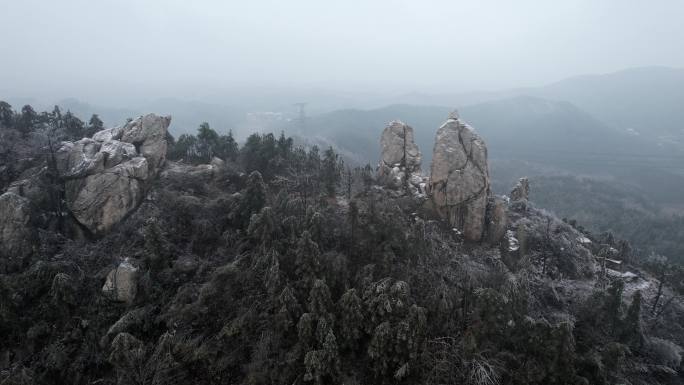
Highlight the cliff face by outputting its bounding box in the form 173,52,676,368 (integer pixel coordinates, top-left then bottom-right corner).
429,112,490,242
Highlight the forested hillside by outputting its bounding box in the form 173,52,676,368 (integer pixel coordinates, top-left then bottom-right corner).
290,97,684,266
1,103,683,384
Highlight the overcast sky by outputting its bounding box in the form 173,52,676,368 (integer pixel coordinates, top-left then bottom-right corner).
2,0,684,102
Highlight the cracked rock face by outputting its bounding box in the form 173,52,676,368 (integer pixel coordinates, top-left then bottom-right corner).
379,120,421,172
56,114,170,234
429,114,490,241
378,120,423,190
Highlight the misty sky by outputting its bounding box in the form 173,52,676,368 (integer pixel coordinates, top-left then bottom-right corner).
2,0,684,101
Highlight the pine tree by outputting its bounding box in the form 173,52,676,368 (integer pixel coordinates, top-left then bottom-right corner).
87,114,104,137
621,290,643,347
237,171,267,227
321,146,342,197
18,105,37,137
308,279,332,317
217,130,239,160
337,289,364,351
0,101,13,128
295,231,322,292
143,218,169,272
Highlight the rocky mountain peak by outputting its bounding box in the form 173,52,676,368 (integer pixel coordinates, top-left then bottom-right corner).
429,114,490,242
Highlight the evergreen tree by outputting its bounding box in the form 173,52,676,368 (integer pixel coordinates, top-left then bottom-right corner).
0,101,13,128
143,218,169,272
18,104,37,136
621,290,643,347
337,289,364,351
169,133,198,161
277,131,293,158
295,231,322,291
197,122,219,162
321,146,342,197
87,114,104,137
63,111,85,139
217,130,239,160
236,171,267,227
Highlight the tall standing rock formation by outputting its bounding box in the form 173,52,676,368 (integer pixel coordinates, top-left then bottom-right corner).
378,120,425,193
429,111,490,241
56,114,171,234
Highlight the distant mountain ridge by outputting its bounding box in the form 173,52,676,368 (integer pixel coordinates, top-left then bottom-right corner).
393,66,684,145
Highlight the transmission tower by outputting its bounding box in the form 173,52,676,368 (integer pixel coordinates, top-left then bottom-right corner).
293,102,307,133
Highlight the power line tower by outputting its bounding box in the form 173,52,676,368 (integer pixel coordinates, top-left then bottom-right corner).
293,102,307,133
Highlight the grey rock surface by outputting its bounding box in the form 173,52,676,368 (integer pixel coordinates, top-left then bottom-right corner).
102,259,139,304
378,120,423,192
429,114,490,241
55,114,170,234
379,120,421,172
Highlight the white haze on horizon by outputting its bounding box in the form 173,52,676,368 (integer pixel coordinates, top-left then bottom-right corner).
1,0,684,105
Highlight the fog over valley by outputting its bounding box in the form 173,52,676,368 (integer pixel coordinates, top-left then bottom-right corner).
1,2,684,384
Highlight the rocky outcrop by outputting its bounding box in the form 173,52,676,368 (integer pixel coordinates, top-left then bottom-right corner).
379,120,421,173
56,114,170,234
378,121,426,194
510,177,530,201
0,192,34,270
429,111,490,242
119,114,170,173
102,259,139,304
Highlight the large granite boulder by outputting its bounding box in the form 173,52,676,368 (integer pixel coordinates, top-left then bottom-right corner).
120,114,170,173
379,120,421,172
65,158,149,233
102,259,139,304
55,138,105,178
378,121,426,194
429,111,490,242
56,114,170,234
0,192,34,270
